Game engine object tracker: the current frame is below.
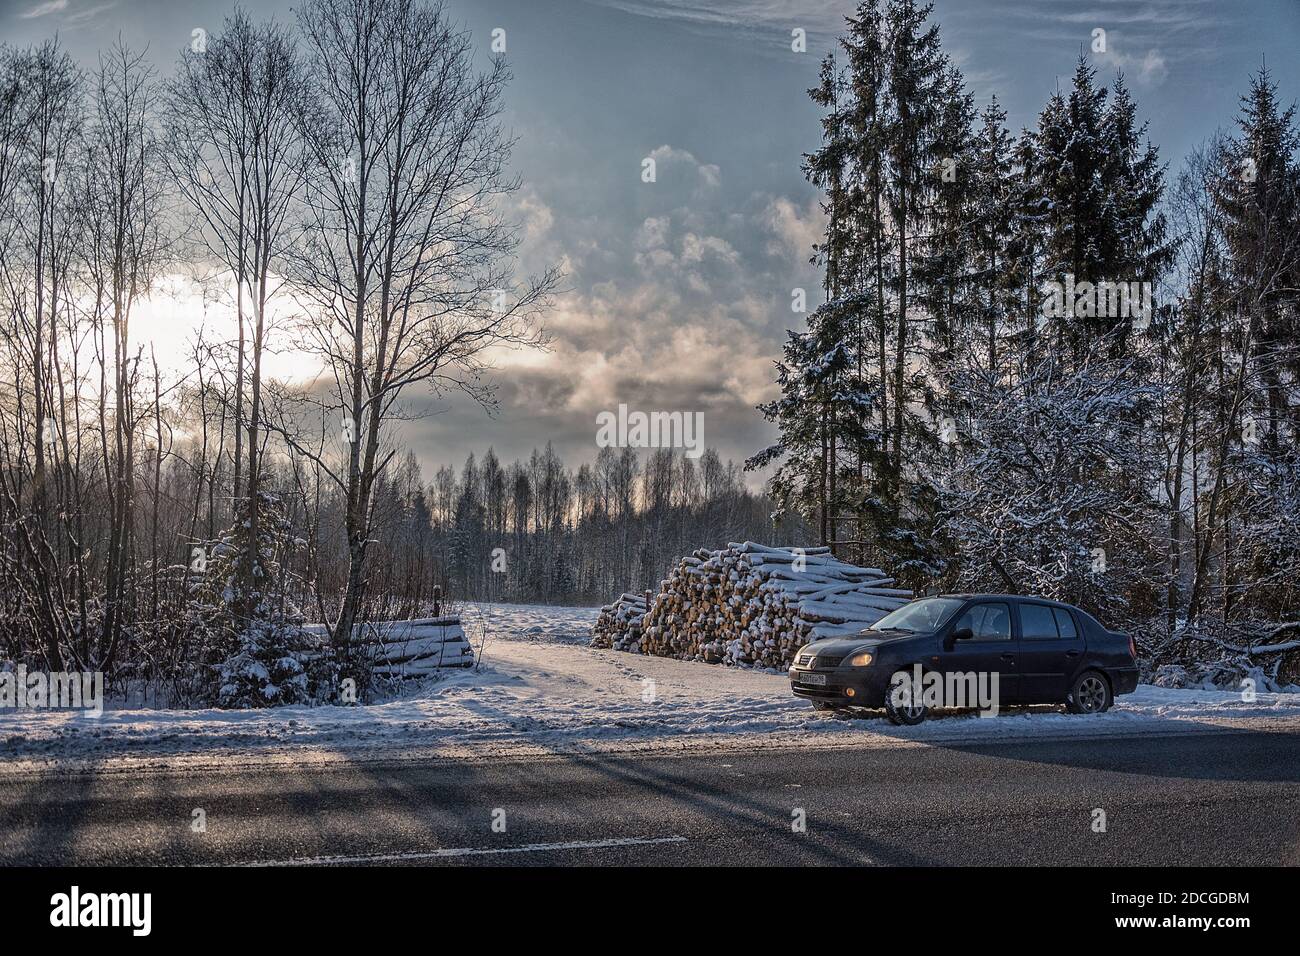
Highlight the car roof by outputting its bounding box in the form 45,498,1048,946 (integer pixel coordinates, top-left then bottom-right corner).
936,593,1077,609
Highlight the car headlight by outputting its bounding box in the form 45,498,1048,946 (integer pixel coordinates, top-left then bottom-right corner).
846,651,874,667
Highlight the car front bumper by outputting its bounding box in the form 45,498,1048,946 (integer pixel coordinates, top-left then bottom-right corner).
788,666,891,707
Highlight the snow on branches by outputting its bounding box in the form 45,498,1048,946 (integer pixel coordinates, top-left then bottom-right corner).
931,349,1164,620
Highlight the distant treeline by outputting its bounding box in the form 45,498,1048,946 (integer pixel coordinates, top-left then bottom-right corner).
377,444,793,608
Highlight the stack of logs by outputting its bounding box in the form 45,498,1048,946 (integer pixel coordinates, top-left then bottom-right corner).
590,592,649,653
590,542,912,670
302,616,475,675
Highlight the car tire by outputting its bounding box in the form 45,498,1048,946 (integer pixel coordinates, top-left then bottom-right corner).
883,669,928,725
1066,671,1112,714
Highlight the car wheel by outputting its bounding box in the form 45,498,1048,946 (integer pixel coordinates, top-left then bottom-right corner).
1066,671,1112,714
883,670,928,725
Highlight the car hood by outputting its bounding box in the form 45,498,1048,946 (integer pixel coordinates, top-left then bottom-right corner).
798,629,932,659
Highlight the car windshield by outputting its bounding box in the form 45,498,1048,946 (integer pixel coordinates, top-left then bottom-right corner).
869,598,965,633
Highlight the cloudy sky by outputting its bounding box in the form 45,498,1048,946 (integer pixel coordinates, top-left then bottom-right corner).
3,0,1298,479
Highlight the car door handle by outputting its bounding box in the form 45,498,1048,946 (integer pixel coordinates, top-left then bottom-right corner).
1065,650,1080,658
1000,653,1015,663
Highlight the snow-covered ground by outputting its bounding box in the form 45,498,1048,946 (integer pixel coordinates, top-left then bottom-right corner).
3,602,1299,773
461,601,600,644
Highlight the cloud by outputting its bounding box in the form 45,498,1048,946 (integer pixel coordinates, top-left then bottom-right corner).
1109,47,1170,86
20,0,69,18
1010,0,1223,33
647,144,721,191
634,216,670,250
589,0,850,34
16,0,116,25
511,185,554,245
758,194,823,263
65,2,118,26
974,0,1223,86
431,134,824,475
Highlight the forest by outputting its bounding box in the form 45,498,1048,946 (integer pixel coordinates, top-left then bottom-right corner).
752,0,1299,683
1,0,1297,707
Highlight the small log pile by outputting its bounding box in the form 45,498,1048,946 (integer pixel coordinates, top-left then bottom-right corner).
367,617,475,676
591,542,912,670
590,593,650,652
302,616,475,676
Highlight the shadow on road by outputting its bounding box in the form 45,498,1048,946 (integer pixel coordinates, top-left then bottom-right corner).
803,701,1300,783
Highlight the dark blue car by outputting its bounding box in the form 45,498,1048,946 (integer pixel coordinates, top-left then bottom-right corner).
789,594,1139,724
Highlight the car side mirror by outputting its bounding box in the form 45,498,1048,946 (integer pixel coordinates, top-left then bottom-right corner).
950,626,974,642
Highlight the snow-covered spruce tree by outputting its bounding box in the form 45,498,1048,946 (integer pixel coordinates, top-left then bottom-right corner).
965,98,1021,373
188,492,311,708
748,296,881,549
840,0,895,550
880,0,951,509
1029,59,1173,362
1185,65,1300,630
751,1,953,571
784,46,881,552
914,65,976,370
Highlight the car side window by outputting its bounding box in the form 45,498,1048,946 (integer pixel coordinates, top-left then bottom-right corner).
1020,604,1059,640
1052,608,1078,640
953,602,1012,640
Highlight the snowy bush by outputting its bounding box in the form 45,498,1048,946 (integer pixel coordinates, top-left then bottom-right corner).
216,620,309,708
188,493,318,708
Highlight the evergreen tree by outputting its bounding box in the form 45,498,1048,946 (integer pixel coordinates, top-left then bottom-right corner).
749,299,880,542
882,0,950,504
1188,65,1300,624
967,98,1019,374
1032,59,1172,356
189,492,311,708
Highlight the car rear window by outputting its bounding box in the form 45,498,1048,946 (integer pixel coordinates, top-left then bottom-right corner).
1053,608,1078,639
1020,604,1058,640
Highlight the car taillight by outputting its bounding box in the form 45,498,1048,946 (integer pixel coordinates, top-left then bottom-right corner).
1128,636,1137,660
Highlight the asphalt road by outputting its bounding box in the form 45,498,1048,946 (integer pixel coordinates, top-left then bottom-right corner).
2,728,1297,866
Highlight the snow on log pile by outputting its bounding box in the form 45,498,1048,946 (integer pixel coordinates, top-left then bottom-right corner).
591,542,912,670
591,593,649,652
302,616,474,676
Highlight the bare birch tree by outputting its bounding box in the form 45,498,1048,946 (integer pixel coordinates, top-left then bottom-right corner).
288,0,558,644
164,10,309,623
79,42,166,669
0,41,83,669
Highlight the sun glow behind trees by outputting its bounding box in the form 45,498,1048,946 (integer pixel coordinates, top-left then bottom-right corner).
0,0,560,701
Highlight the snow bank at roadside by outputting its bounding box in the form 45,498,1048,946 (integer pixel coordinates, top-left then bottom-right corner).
3,602,1298,768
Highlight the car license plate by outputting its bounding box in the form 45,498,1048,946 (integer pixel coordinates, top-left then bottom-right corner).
801,673,827,686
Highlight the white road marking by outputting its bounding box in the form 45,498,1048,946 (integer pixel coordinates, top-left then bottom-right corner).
241,835,688,867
